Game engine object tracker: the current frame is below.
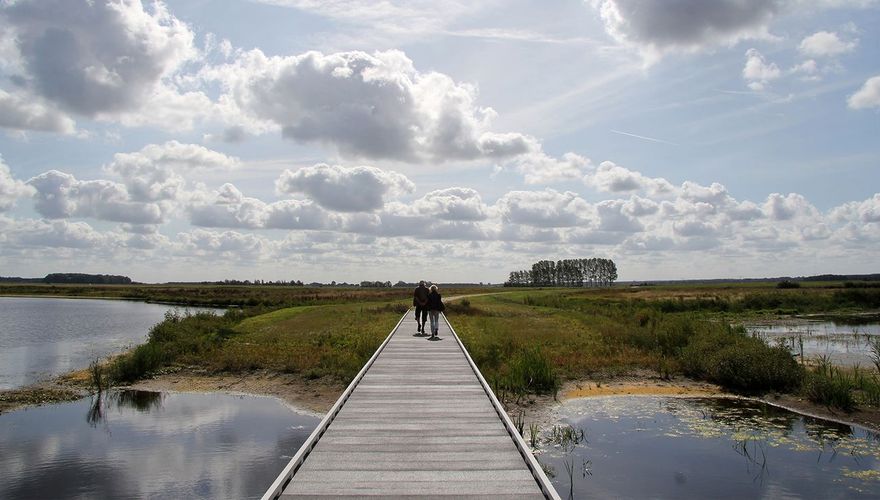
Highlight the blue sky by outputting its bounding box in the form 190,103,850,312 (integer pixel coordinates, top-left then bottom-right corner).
0,0,878,283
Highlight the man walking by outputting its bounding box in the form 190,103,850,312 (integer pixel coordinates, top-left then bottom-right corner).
413,280,429,334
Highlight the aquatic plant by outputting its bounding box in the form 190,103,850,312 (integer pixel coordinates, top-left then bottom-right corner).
547,424,585,453
529,422,540,448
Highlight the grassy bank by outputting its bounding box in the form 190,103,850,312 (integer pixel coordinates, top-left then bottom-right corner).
450,286,880,411
71,282,880,415
107,301,409,385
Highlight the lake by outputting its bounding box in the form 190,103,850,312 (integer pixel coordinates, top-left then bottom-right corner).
0,297,221,389
745,320,880,366
539,396,880,499
0,390,319,499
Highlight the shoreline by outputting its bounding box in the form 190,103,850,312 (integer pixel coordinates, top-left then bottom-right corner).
5,369,877,433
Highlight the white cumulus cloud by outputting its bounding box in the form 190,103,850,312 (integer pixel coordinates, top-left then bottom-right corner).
27,170,164,224
798,30,857,57
743,48,781,91
414,187,488,221
0,157,35,211
276,164,415,212
586,161,674,195
496,189,592,227
848,75,880,109
0,0,198,124
201,49,532,162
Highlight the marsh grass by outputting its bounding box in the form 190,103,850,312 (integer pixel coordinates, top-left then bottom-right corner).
803,358,880,410
109,300,405,384
454,290,805,397
804,357,857,411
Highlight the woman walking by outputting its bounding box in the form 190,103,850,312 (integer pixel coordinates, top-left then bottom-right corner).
426,285,445,339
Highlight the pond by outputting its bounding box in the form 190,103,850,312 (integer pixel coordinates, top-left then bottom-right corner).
0,297,222,389
538,396,880,499
0,390,319,499
745,320,880,367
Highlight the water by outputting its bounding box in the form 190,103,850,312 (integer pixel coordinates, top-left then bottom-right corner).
0,390,319,499
0,297,222,389
539,396,880,499
745,320,880,366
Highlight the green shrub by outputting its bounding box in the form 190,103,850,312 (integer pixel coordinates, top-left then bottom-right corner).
110,343,165,383
681,329,802,393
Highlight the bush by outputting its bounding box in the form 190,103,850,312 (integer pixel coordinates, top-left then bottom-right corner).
777,280,801,289
109,310,236,382
110,343,165,383
681,329,802,393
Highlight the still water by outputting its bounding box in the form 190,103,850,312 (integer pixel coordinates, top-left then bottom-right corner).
0,297,221,389
540,396,880,499
746,320,880,366
0,390,319,499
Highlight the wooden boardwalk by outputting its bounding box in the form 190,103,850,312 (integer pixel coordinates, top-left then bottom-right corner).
263,310,559,499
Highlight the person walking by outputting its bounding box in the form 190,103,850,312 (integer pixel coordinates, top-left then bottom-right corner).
426,284,444,339
413,280,429,334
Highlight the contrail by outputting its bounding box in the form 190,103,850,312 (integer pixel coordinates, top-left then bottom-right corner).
609,129,678,146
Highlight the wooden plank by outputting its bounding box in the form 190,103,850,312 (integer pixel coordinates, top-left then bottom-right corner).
265,310,553,499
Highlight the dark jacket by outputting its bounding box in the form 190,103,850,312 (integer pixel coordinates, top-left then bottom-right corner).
413,285,429,307
427,291,444,311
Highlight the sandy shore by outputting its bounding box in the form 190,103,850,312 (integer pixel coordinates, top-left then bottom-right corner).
3,369,878,432
129,370,342,416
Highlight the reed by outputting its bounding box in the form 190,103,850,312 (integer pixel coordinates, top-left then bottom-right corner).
528,422,540,448
803,357,856,411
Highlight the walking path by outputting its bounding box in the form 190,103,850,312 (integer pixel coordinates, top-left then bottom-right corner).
263,310,559,499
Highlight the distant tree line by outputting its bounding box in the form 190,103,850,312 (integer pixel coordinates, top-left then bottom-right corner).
43,273,132,284
505,258,618,287
360,280,393,288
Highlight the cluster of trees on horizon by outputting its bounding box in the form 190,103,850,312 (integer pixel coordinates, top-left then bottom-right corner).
0,273,133,285
505,258,618,287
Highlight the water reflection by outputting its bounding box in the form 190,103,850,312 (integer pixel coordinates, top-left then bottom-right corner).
539,397,880,499
0,297,224,389
87,390,165,427
0,390,319,499
745,320,880,366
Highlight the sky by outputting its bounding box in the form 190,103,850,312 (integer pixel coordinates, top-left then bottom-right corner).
0,0,878,284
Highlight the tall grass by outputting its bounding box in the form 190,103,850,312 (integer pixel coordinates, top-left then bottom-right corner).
803,357,856,411
453,288,860,399
802,358,880,410
109,301,404,384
